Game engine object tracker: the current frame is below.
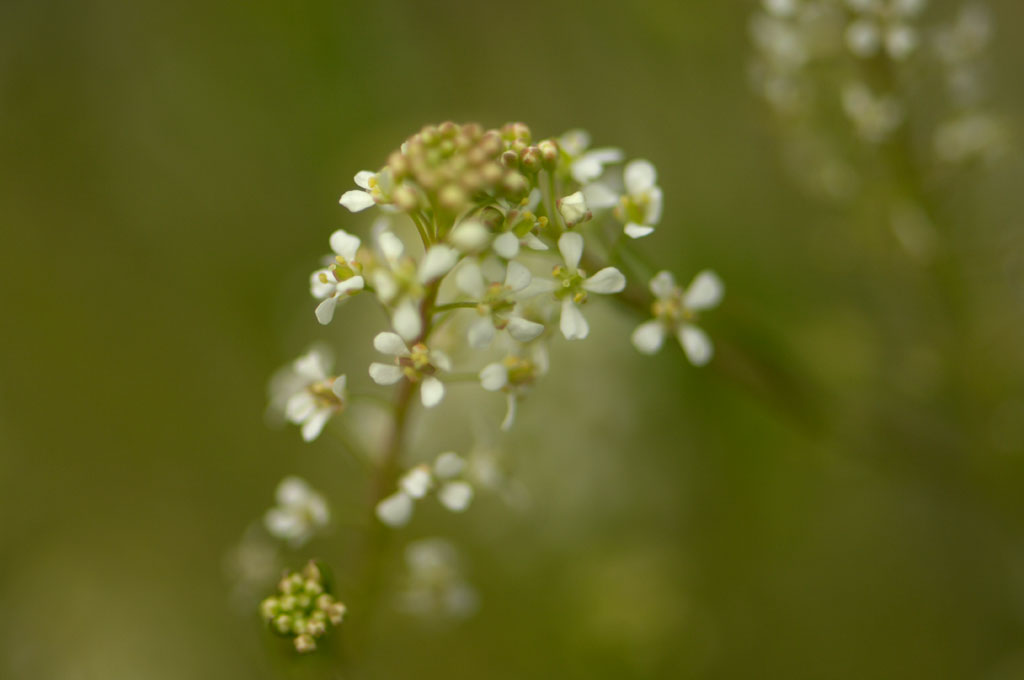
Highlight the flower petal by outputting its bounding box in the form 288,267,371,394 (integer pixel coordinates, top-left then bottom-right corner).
649,271,677,299
631,320,667,354
331,374,347,398
468,317,496,349
354,170,375,190
624,222,655,239
419,245,459,283
583,267,626,294
455,260,486,298
479,363,508,391
400,465,432,499
678,324,714,366
420,376,445,408
438,481,474,513
493,232,520,259
374,331,409,356
559,298,589,340
500,393,517,431
315,296,339,325
504,260,532,292
339,189,375,212
329,229,361,261
377,231,405,261
301,408,331,442
430,349,452,372
624,159,657,195
375,491,414,527
392,300,422,342
507,316,544,342
277,476,312,506
433,452,465,479
285,392,316,424
335,275,364,295
372,270,399,304
558,231,584,271
310,269,335,298
683,270,724,310
582,182,620,210
369,362,403,385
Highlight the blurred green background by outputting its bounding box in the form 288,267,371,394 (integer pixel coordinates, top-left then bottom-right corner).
3,0,1024,678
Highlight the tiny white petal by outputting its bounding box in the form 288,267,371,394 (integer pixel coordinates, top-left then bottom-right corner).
479,363,508,391
624,159,657,194
449,219,491,252
583,267,626,294
373,331,409,357
285,392,316,424
310,269,335,298
419,245,459,283
684,270,724,310
335,275,364,295
264,509,301,540
504,260,532,292
315,296,339,325
393,300,423,342
468,317,496,348
329,229,361,261
582,182,620,210
646,186,663,224
430,350,452,372
376,492,414,527
339,190,375,212
400,466,432,499
433,452,465,479
378,231,405,261
455,260,486,298
559,128,591,156
369,362,403,385
558,232,584,271
507,316,544,342
277,476,312,505
354,170,375,190
522,233,548,250
493,232,520,259
560,298,589,340
500,393,517,431
624,222,655,239
420,376,445,408
631,320,667,354
438,481,474,513
331,374,347,398
301,408,331,442
649,271,677,299
678,324,714,366
372,270,398,304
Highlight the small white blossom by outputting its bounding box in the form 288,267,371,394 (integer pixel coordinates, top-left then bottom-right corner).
452,259,544,349
340,169,395,212
264,476,329,547
631,270,723,366
395,539,479,620
375,452,476,528
615,159,663,239
368,332,451,408
549,232,626,340
311,229,365,325
570,147,625,184
269,348,348,442
478,345,549,430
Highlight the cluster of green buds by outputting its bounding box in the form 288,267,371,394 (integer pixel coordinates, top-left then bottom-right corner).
259,561,346,653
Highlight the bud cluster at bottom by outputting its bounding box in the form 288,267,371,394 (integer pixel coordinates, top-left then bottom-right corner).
259,561,346,653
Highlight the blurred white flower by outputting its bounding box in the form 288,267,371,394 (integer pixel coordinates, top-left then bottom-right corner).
631,270,724,366
395,539,479,621
368,332,451,408
478,344,549,430
264,476,329,547
375,452,476,528
614,160,663,239
268,348,347,442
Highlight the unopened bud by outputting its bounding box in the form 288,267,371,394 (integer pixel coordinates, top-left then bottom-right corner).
538,139,559,168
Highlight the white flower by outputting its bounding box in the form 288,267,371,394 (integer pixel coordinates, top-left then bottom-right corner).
631,270,723,366
376,491,414,527
452,259,544,349
375,452,476,528
615,159,663,239
478,345,549,430
844,0,926,61
263,476,329,547
339,169,392,212
557,191,591,227
368,332,451,408
395,539,479,620
550,232,626,340
311,229,365,325
269,348,348,442
570,147,625,184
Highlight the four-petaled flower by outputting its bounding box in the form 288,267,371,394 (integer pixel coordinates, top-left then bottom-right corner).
375,452,476,527
453,259,544,349
271,348,348,442
615,160,663,239
631,270,724,365
549,232,626,340
311,229,365,325
369,332,452,408
264,476,330,547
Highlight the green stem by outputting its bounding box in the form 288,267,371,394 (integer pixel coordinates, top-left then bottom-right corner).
433,301,478,313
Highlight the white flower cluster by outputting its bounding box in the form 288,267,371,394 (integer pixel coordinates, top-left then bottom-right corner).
749,0,1006,188
269,122,721,445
